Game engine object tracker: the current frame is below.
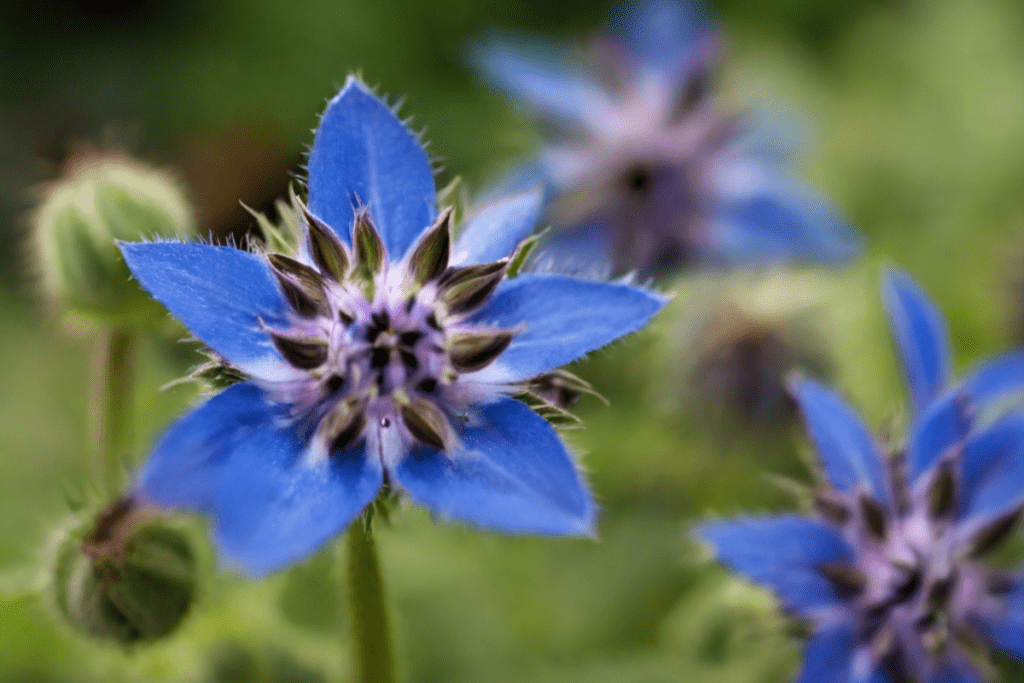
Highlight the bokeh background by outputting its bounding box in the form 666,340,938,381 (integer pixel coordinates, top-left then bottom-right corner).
3,0,1024,680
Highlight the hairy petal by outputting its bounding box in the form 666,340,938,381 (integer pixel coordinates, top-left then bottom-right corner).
469,35,613,130
468,273,669,383
307,76,436,260
697,515,856,615
120,241,290,373
881,269,952,413
789,377,890,506
392,398,595,535
907,352,1024,486
452,189,544,266
708,158,861,267
135,383,272,513
213,435,383,577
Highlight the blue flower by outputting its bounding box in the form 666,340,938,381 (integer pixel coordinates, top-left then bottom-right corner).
119,77,668,576
698,270,1024,683
471,0,861,278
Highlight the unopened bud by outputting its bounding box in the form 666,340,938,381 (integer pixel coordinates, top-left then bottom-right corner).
52,497,198,644
33,153,194,327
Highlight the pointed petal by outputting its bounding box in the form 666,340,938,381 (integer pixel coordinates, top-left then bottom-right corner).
452,189,544,266
789,378,890,506
469,35,613,130
907,352,1024,486
881,269,952,413
392,398,595,535
954,415,1024,534
307,76,436,260
134,383,272,513
610,0,709,72
213,435,383,577
696,515,856,614
796,623,890,683
708,158,862,267
120,242,290,372
467,273,669,383
972,577,1024,659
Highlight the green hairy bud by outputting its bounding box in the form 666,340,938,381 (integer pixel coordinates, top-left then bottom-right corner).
52,497,198,644
33,153,194,327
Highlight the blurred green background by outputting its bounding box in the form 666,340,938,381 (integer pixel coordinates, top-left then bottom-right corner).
3,0,1024,680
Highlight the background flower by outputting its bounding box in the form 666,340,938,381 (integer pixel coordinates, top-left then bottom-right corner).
471,0,861,278
699,270,1024,683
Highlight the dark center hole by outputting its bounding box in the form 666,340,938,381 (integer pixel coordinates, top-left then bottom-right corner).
370,348,391,369
326,375,344,393
624,166,652,194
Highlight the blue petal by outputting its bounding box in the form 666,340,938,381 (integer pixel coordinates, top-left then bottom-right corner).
907,352,1024,486
954,413,1024,520
929,652,985,683
307,76,436,260
135,383,272,513
789,378,890,506
609,0,709,72
452,189,544,265
468,273,669,383
973,577,1024,659
120,241,289,370
528,221,615,279
708,159,862,267
956,414,1024,527
881,269,952,414
470,35,613,130
796,623,891,683
392,398,595,535
213,433,383,577
696,515,855,614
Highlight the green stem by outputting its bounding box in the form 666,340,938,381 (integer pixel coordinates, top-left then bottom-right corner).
90,330,136,497
347,521,397,683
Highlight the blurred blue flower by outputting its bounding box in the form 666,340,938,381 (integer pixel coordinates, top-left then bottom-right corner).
471,0,861,278
119,77,668,576
699,270,1024,683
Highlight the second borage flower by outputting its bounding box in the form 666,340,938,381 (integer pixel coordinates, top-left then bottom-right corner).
119,77,668,575
699,271,1024,683
472,0,861,278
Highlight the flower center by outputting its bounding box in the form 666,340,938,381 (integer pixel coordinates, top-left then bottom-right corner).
258,203,515,456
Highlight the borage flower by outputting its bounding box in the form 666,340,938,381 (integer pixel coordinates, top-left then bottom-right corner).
119,77,667,576
472,0,860,278
698,271,1024,682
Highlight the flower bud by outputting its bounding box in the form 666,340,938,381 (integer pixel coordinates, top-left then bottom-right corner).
33,153,194,327
52,498,198,644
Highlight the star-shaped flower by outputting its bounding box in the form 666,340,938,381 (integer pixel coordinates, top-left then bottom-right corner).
119,77,668,575
471,0,861,278
698,270,1024,683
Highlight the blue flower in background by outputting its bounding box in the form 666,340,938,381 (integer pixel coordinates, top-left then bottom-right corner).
471,0,861,278
699,270,1024,682
119,76,668,576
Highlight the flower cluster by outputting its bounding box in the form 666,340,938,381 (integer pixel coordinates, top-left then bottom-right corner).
472,0,860,278
700,271,1024,683
120,77,667,575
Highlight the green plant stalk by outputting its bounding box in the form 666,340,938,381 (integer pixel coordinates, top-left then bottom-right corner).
90,329,136,497
347,521,397,683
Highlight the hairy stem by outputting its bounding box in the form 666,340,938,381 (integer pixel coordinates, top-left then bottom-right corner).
347,521,397,683
90,330,136,497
